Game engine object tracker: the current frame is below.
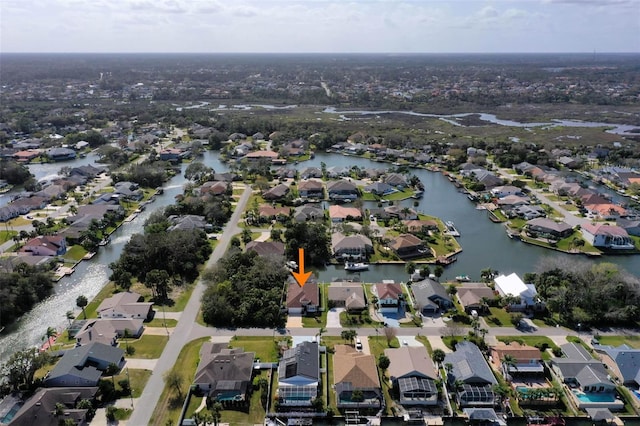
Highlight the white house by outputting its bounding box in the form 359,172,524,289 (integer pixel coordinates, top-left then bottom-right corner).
494,273,541,310
490,185,522,199
581,223,635,250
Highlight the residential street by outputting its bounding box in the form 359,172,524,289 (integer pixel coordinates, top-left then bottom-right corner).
127,184,252,426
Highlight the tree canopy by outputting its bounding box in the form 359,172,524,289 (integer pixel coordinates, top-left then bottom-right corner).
201,250,289,328
0,264,54,327
284,222,330,268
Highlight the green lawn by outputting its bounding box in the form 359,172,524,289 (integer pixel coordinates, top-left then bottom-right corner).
302,285,328,328
149,337,209,426
121,335,169,359
383,189,415,201
64,245,88,262
415,335,433,354
486,307,515,327
114,368,152,398
82,283,118,319
220,369,270,425
145,318,178,328
595,335,640,349
229,336,290,362
0,230,17,244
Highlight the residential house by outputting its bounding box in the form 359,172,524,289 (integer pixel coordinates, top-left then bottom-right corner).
550,343,621,410
389,234,427,259
96,291,153,320
34,184,67,201
592,344,640,387
457,284,496,314
263,183,290,201
410,278,453,315
245,240,285,257
293,204,324,222
616,218,640,237
364,182,396,196
384,205,418,220
74,318,144,346
167,214,211,231
373,281,403,313
333,345,382,409
278,341,320,406
490,185,522,198
489,342,544,379
327,180,359,201
47,147,76,161
286,277,319,314
114,181,144,201
385,346,439,406
193,343,255,402
584,203,627,220
8,387,98,426
159,148,186,161
44,342,124,387
258,205,292,222
384,173,408,188
329,205,362,222
326,166,350,178
21,235,66,256
526,218,574,239
300,167,323,179
13,149,40,162
198,181,229,197
297,179,324,199
243,150,279,162
514,205,546,220
403,220,439,234
444,341,497,407
494,273,541,311
327,281,367,312
581,223,635,250
331,233,373,260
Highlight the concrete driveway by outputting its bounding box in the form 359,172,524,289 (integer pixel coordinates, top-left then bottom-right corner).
326,308,344,328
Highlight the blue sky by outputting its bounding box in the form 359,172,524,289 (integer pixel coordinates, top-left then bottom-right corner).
1,0,638,53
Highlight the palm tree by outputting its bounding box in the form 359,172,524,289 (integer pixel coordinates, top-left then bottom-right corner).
65,310,75,327
501,354,518,379
106,362,120,387
431,348,446,366
76,295,88,319
211,402,223,426
43,326,57,350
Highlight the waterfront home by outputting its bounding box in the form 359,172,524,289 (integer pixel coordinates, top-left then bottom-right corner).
444,341,497,407
592,344,640,387
167,214,211,231
328,281,367,312
490,185,522,198
13,149,40,162
44,342,124,387
262,183,290,200
243,149,279,162
197,181,229,197
21,235,66,256
489,342,544,379
333,344,382,409
384,205,418,220
494,273,541,311
457,284,496,314
286,276,319,314
331,232,373,260
114,181,144,201
403,219,439,233
514,205,546,220
497,195,530,211
300,167,323,179
372,281,403,313
329,205,362,222
293,204,324,222
297,179,324,198
616,218,640,236
581,223,635,250
327,180,359,201
364,181,396,196
384,173,408,189
74,318,144,346
96,291,153,320
278,341,320,406
245,240,285,257
525,218,574,239
326,165,350,178
193,343,255,403
8,387,98,426
389,233,427,259
34,184,67,201
385,346,439,406
584,203,627,220
46,147,76,161
410,278,453,315
159,147,185,161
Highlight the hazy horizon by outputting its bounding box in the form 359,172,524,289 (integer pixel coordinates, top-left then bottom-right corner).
2,0,638,54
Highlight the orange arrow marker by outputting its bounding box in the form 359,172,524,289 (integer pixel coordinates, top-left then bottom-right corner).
292,248,312,287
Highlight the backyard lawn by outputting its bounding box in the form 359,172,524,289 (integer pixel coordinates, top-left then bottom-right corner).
496,336,559,360
595,335,640,349
229,336,291,362
486,307,515,327
114,368,152,398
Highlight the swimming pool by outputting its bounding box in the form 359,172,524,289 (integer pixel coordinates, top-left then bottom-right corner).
0,403,22,423
572,390,616,403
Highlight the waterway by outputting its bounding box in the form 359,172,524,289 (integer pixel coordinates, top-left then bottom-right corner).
1,150,639,362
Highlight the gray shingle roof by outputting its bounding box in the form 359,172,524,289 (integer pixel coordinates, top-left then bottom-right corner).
444,341,497,385
278,341,320,382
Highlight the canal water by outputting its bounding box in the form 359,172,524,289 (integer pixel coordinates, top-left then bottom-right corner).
1,150,638,362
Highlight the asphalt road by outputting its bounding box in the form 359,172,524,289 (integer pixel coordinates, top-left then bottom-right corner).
128,184,253,426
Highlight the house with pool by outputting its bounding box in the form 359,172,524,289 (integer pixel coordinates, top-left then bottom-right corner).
549,343,623,411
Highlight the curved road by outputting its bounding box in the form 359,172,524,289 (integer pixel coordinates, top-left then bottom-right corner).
128,184,253,426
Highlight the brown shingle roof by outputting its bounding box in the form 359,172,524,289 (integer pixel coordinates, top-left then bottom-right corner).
333,345,380,389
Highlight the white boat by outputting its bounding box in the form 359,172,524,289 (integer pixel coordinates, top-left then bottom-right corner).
345,262,369,272
456,275,471,282
286,261,298,270
445,221,460,237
